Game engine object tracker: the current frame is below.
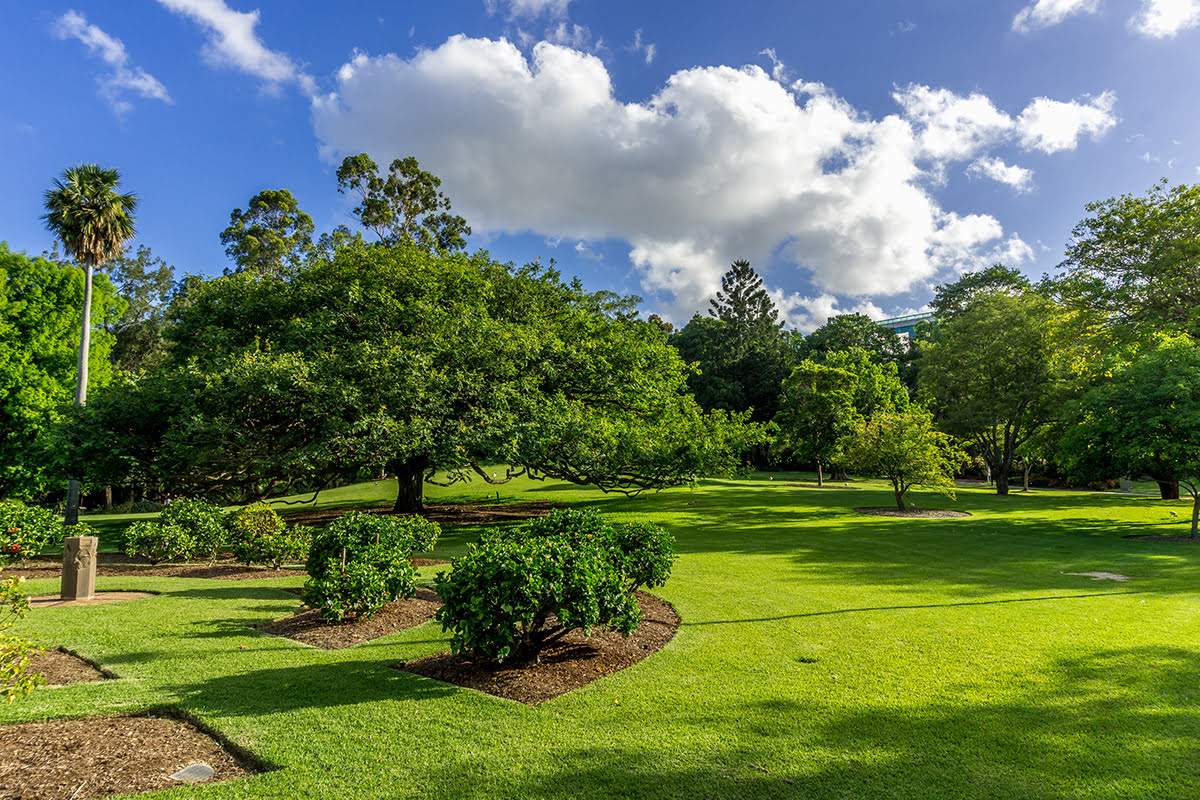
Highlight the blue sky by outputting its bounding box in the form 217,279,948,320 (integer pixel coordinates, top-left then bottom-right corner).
3,0,1199,330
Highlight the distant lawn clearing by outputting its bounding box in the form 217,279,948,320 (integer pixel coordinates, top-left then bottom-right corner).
4,474,1200,799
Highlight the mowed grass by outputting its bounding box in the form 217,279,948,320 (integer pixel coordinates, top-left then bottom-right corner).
6,475,1200,799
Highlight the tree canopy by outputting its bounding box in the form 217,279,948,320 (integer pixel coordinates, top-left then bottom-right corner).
930,265,1031,321
919,290,1067,495
335,154,470,252
1053,180,1200,340
840,409,965,511
803,313,906,365
76,242,755,511
671,260,800,423
0,244,122,499
220,189,314,276
1060,335,1200,536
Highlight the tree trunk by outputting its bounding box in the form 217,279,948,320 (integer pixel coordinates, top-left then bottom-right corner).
104,486,113,512
816,460,824,488
1192,492,1199,540
995,467,1010,496
894,487,906,511
391,455,428,513
65,261,93,527
1158,479,1180,500
1022,461,1031,493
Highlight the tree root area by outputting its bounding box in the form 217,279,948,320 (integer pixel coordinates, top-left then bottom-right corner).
281,500,565,528
854,507,971,518
0,711,258,799
400,591,680,705
255,587,443,649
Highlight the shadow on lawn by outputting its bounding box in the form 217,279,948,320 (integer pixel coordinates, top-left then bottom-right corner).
170,657,456,718
683,589,1156,627
415,645,1200,800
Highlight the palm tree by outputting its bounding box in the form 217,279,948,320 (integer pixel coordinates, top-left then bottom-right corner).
43,164,137,525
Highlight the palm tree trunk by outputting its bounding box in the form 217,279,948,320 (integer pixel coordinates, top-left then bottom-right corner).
65,261,93,526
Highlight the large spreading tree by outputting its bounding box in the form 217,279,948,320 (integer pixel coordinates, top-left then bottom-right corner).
79,242,755,511
919,290,1068,496
1060,336,1200,537
42,164,137,523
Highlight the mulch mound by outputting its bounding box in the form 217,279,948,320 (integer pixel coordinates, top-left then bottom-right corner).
26,648,114,685
855,507,971,518
281,500,564,528
0,710,259,799
787,483,862,489
400,591,680,705
255,587,443,649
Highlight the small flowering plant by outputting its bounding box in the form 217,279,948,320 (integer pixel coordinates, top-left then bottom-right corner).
0,501,62,566
1,575,45,701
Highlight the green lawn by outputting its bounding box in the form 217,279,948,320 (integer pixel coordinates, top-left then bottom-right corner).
6,475,1200,799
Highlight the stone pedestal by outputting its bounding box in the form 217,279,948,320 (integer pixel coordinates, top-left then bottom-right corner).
61,536,98,601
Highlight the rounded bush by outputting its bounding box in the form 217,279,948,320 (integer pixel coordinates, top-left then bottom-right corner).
0,501,61,565
434,509,675,664
227,503,308,569
160,498,227,561
122,520,195,564
302,512,440,622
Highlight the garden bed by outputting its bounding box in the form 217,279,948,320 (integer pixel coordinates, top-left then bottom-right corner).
0,710,261,799
855,507,971,518
26,648,115,684
400,591,680,705
4,554,300,581
256,587,443,649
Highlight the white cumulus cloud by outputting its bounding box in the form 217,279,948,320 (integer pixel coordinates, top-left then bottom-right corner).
1130,0,1200,36
894,84,1015,162
1012,0,1101,32
156,0,314,94
52,10,171,113
486,0,572,18
1016,92,1118,153
966,157,1035,192
312,37,1059,321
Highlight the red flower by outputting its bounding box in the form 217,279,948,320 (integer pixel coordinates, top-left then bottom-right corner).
8,544,19,553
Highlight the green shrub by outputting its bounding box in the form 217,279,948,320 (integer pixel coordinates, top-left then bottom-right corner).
435,509,675,663
302,512,440,622
0,501,62,565
1,576,44,701
122,520,195,564
227,503,308,569
160,499,227,561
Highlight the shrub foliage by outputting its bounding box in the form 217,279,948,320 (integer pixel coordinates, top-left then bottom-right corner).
0,501,62,565
302,512,440,622
159,498,227,561
227,503,309,569
435,508,675,663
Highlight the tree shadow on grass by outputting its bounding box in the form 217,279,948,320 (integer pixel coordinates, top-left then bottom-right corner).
167,657,457,719
414,645,1200,800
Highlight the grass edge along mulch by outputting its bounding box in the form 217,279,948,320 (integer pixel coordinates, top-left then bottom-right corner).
0,707,268,800
26,647,117,685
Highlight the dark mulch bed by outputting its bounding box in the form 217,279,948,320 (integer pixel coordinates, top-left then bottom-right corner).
0,710,260,799
26,648,114,685
4,553,300,581
400,591,680,705
1126,534,1200,543
255,587,442,649
787,483,862,489
281,500,564,528
855,507,971,518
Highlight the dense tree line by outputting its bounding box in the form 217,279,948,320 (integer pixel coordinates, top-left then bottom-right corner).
5,162,1200,520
